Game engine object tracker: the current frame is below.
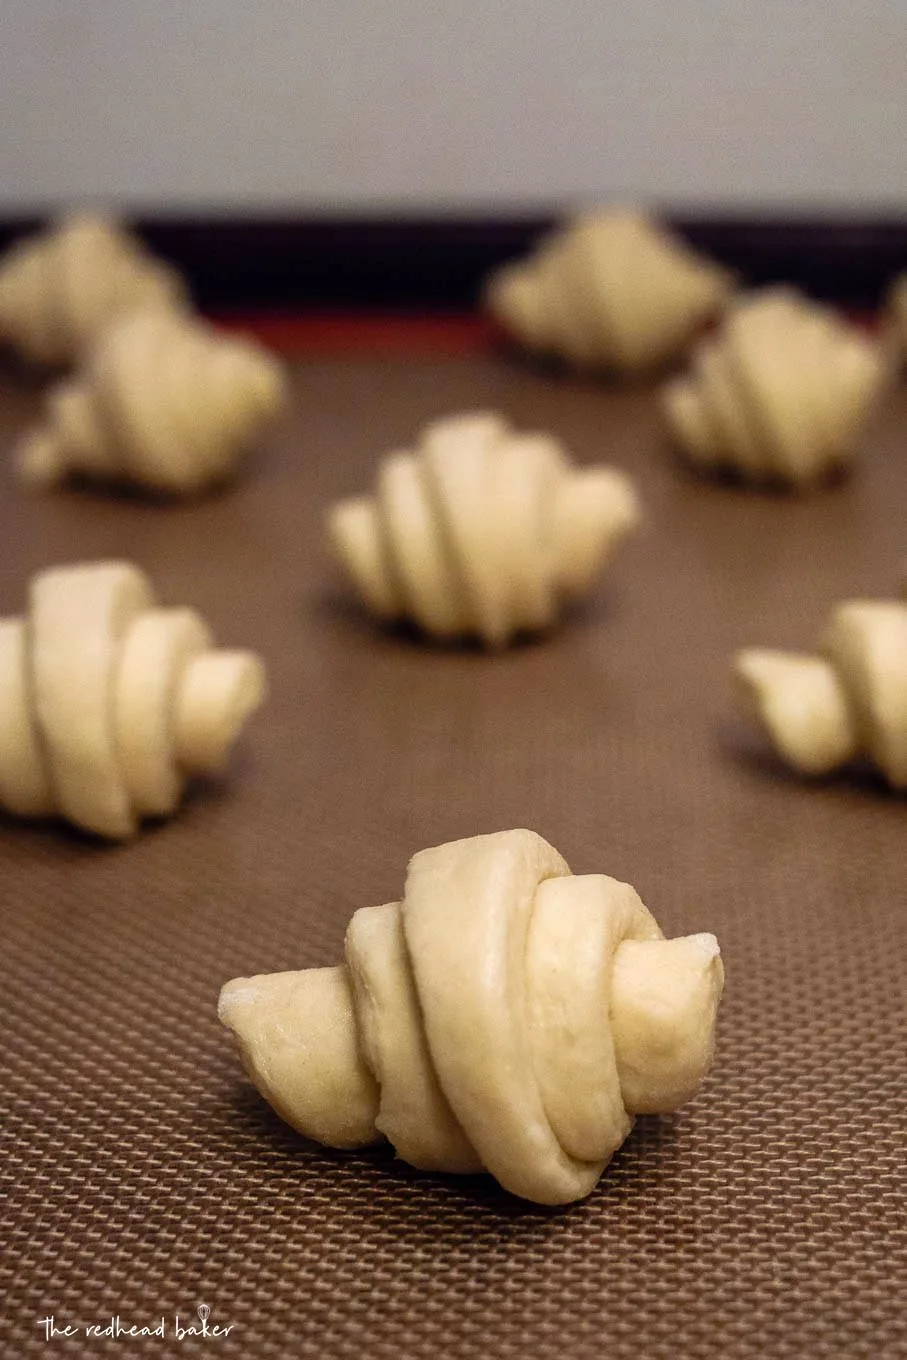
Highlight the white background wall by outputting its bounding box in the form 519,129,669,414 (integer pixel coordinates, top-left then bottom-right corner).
1,1,905,216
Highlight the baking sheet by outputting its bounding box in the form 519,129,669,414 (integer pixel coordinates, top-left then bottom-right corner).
2,351,905,1359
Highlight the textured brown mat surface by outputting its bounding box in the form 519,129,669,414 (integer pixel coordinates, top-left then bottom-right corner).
1,353,905,1360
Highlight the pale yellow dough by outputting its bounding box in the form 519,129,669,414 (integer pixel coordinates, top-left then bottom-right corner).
663,288,885,488
484,209,732,374
219,829,724,1205
327,412,640,647
16,310,286,496
734,597,907,786
0,561,266,838
0,213,185,367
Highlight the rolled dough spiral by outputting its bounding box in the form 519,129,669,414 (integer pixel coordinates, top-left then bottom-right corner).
16,310,286,497
0,561,266,838
219,828,724,1205
662,289,885,488
484,209,732,374
0,213,185,367
327,412,640,647
734,597,907,786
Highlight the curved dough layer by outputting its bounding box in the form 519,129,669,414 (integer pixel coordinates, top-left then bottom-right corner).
0,213,185,367
327,412,640,647
0,561,267,838
663,289,885,488
17,310,285,496
484,209,732,374
734,597,907,786
219,829,724,1205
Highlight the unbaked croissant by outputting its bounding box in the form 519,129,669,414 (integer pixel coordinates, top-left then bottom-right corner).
327,412,640,647
0,561,266,839
16,310,286,496
0,213,185,367
219,828,724,1205
484,209,732,374
662,289,885,488
734,598,907,786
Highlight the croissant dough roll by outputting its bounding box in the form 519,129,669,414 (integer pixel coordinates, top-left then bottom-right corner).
663,289,885,488
114,607,213,818
31,562,155,838
0,561,266,838
328,413,640,647
16,310,286,497
485,209,732,374
0,620,55,819
222,968,381,1151
220,829,724,1205
0,212,186,366
734,597,907,786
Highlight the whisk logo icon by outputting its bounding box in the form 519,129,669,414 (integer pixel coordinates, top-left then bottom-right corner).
173,1302,235,1340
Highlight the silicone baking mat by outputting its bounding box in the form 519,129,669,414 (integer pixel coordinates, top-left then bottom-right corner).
2,349,905,1359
